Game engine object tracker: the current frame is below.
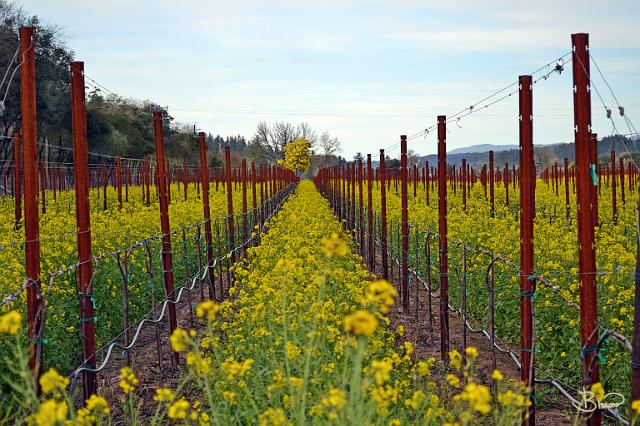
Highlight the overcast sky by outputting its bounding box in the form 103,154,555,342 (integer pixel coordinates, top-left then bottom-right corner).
19,0,640,158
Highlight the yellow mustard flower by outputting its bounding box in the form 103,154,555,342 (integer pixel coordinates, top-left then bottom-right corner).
344,310,378,336
0,310,21,334
170,328,190,352
39,368,69,394
118,366,139,394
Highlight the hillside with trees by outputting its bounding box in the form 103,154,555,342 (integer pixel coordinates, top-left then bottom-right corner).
0,1,343,170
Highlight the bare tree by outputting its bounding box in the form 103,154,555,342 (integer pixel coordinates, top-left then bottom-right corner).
319,131,341,168
535,148,557,169
252,121,326,163
272,122,297,151
407,149,420,168
297,122,318,147
250,121,290,162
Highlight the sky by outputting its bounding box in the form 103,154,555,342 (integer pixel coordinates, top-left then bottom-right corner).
19,0,640,159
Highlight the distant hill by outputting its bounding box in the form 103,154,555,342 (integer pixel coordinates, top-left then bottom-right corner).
417,135,639,169
448,144,518,155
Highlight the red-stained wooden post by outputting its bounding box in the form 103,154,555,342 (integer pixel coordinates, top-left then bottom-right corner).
611,151,617,223
413,164,418,198
572,33,601,426
358,159,364,257
241,159,248,244
13,133,21,229
519,75,535,424
198,132,216,300
367,154,374,269
554,162,560,196
347,164,353,231
400,135,409,312
116,156,123,211
482,165,488,198
70,61,97,398
462,159,467,211
425,161,430,205
126,163,131,202
564,158,570,219
259,165,265,225
20,26,43,381
620,157,625,205
339,165,345,222
380,150,388,280
251,162,258,227
489,151,495,216
351,163,356,236
153,111,179,366
504,163,509,206
438,115,449,361
182,159,188,202
225,146,235,262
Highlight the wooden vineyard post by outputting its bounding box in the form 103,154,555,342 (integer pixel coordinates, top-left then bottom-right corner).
20,27,44,383
380,150,389,280
367,154,374,270
341,165,346,223
415,164,420,198
611,151,617,223
620,157,625,205
358,159,364,257
400,135,409,312
225,146,235,262
351,163,356,238
564,157,570,219
125,163,129,202
13,133,21,229
504,163,509,206
153,111,179,366
116,155,123,211
438,115,449,360
198,132,216,300
519,75,535,424
251,162,258,228
241,159,248,246
462,158,467,211
259,165,265,226
71,61,98,398
489,150,495,216
572,32,601,426
20,26,43,382
183,159,188,202
426,161,430,205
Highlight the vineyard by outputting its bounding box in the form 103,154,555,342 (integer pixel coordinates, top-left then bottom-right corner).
0,19,639,426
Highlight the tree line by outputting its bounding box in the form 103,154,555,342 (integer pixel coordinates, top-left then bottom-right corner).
0,1,343,171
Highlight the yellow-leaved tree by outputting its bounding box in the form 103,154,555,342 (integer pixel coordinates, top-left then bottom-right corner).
279,137,311,174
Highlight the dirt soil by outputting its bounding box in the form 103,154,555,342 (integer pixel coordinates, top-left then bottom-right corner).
376,251,581,425
91,264,236,422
